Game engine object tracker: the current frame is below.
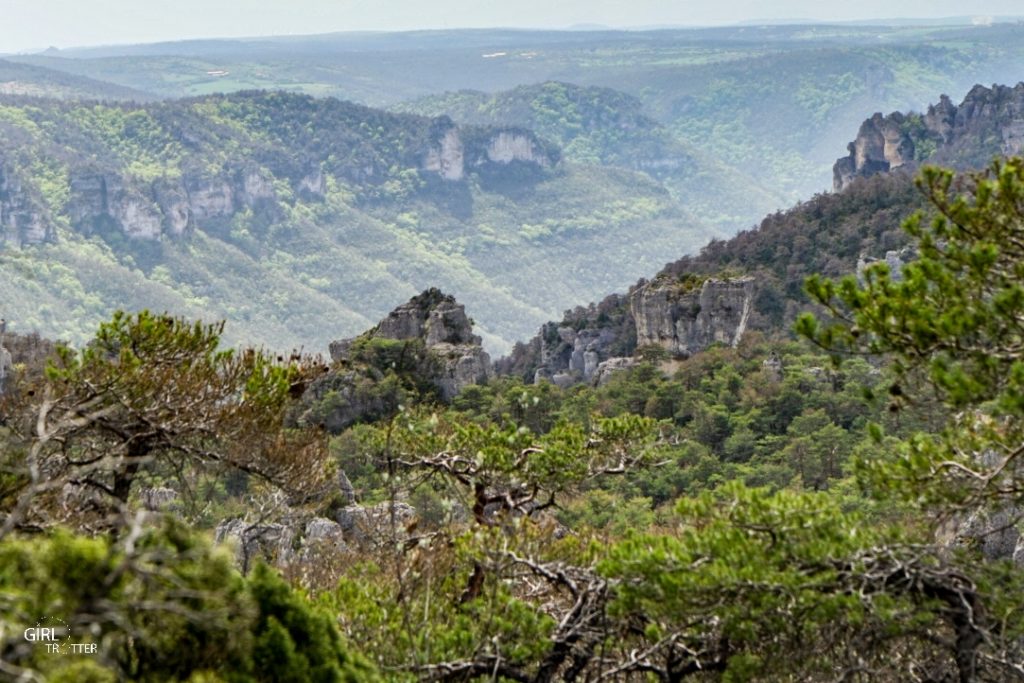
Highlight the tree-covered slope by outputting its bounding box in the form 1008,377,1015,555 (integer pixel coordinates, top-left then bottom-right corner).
394,81,784,230
0,91,716,353
501,77,1024,380
14,23,1024,206
499,172,924,380
0,58,154,101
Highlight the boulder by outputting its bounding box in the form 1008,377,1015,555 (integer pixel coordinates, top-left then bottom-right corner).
335,502,417,545
214,518,296,571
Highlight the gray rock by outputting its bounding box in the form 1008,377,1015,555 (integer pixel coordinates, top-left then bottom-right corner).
185,175,236,221
592,357,639,386
762,353,784,381
0,344,11,395
214,518,296,571
139,486,178,511
631,276,754,358
315,289,492,428
1,161,55,246
534,321,623,385
422,124,465,181
834,82,1024,191
335,502,416,544
943,506,1023,563
337,470,356,505
857,248,913,284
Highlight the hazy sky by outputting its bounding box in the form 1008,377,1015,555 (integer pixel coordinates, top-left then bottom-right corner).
1,0,1022,53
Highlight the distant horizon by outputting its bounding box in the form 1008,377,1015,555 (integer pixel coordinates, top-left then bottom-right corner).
6,15,1024,56
2,0,1023,55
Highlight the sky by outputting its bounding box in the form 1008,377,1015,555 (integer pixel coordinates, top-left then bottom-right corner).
0,0,1022,53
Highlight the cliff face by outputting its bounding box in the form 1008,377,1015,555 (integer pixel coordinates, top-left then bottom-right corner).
305,289,492,433
0,94,559,248
66,167,281,241
513,277,756,387
532,323,623,386
0,161,54,246
631,276,755,357
834,82,1024,191
832,112,917,191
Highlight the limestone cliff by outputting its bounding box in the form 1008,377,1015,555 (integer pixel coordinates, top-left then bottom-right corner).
508,276,756,387
834,82,1024,191
422,122,558,181
832,112,917,191
66,166,282,241
0,93,559,248
499,293,635,386
631,276,755,358
0,161,55,246
422,122,466,181
304,289,491,432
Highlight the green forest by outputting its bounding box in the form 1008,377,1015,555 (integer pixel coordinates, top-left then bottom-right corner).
0,90,714,354
10,22,1024,209
4,16,1024,683
5,155,1024,680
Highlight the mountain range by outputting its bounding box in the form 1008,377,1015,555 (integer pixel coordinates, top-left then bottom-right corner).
3,25,1024,359
0,90,714,353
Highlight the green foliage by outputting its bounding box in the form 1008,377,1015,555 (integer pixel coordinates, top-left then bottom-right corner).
1,310,333,532
0,91,713,355
247,564,378,682
803,158,1024,511
0,522,377,682
602,482,1024,680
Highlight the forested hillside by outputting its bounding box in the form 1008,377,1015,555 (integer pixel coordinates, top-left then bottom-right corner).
394,82,783,229
11,23,1024,209
5,19,1024,680
7,157,1024,680
503,81,1024,383
0,90,715,352
0,58,151,101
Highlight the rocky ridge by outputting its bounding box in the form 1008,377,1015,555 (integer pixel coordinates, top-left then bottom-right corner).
834,82,1024,191
0,95,558,247
520,277,756,386
329,287,492,402
632,276,755,358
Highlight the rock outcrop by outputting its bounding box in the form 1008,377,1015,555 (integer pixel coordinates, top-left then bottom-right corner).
482,130,553,166
833,112,917,191
592,357,639,386
422,122,557,181
422,121,466,181
631,276,755,358
303,289,492,433
511,276,756,387
0,162,54,246
857,247,914,283
0,342,11,395
331,288,492,401
532,323,621,385
215,515,349,572
66,166,282,241
505,293,635,386
834,82,1024,191
335,502,417,545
